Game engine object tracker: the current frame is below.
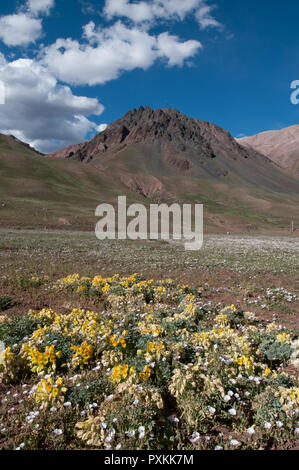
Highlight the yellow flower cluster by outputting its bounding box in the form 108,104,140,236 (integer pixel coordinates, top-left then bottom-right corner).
234,354,254,372
276,332,292,344
275,386,299,414
139,364,151,382
71,341,93,368
110,364,129,383
21,343,61,374
1,273,298,450
110,331,127,348
262,366,278,379
35,376,67,407
0,346,21,384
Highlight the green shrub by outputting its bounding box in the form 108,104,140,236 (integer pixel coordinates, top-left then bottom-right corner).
0,314,41,351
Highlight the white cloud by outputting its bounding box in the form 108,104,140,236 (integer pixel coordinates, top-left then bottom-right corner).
0,0,55,47
157,32,202,66
0,0,223,152
27,0,55,16
42,21,202,85
104,0,222,29
97,124,108,132
195,5,222,30
104,0,154,23
0,13,42,46
0,57,103,153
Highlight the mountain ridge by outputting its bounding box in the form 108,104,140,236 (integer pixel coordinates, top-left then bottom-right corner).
49,106,271,166
47,106,299,196
1,107,299,233
236,125,299,173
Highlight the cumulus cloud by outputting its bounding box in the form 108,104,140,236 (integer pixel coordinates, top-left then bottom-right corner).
42,21,202,85
27,0,55,16
104,0,222,30
0,13,42,47
156,32,202,66
0,57,103,153
0,0,54,46
104,0,154,23
0,0,223,151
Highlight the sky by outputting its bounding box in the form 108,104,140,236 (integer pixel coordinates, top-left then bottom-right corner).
0,0,298,153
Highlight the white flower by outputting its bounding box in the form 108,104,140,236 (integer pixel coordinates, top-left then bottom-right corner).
15,443,25,450
126,430,135,438
50,407,57,412
190,432,200,444
53,429,63,436
264,422,271,430
133,399,139,407
276,421,283,428
215,446,223,450
295,428,299,434
224,395,231,402
230,439,239,447
168,415,179,423
208,406,216,414
228,408,237,416
247,427,255,435
63,401,71,407
115,444,122,450
106,394,114,401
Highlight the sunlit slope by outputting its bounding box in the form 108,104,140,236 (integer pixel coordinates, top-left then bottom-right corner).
0,134,143,230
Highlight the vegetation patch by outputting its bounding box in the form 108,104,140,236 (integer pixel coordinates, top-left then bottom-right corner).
0,274,298,450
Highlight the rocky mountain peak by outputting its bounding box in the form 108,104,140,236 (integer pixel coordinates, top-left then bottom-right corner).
53,105,257,164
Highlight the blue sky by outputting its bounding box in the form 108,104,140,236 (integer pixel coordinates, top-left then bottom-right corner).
0,0,298,152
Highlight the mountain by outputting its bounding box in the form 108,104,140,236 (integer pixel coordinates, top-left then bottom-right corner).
0,133,142,230
236,125,299,174
47,106,299,233
1,106,299,233
0,134,44,157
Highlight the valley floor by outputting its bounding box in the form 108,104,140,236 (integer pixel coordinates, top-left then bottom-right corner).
0,231,298,330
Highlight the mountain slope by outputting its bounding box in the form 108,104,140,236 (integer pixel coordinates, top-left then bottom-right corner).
236,125,299,174
48,106,299,232
50,106,299,191
2,105,299,233
0,134,143,230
